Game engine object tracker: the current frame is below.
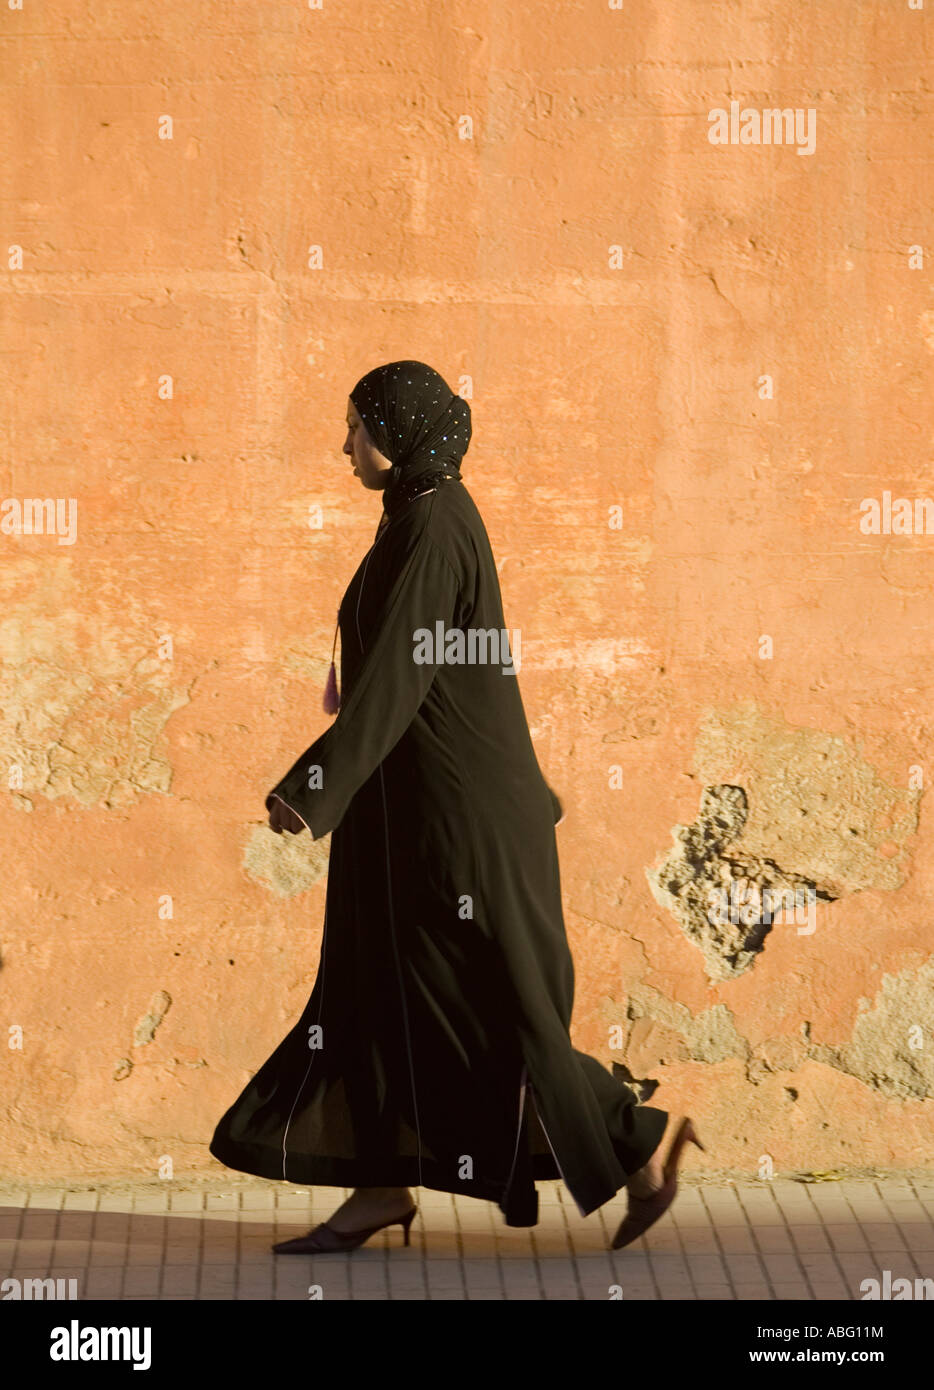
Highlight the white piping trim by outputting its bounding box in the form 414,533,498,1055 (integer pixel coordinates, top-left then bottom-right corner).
527,1079,589,1218
503,1063,529,1202
281,900,328,1180
268,791,312,834
357,529,424,1191
278,501,423,1185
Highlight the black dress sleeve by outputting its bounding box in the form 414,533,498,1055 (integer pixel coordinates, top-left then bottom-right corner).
266,531,460,840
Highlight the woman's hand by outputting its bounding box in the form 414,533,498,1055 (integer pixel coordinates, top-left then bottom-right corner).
267,794,307,835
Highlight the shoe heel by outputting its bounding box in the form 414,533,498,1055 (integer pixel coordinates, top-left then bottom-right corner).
681,1118,705,1153
401,1206,417,1247
663,1117,704,1182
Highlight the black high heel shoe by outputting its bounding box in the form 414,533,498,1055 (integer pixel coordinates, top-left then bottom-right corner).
272,1203,418,1255
611,1118,704,1251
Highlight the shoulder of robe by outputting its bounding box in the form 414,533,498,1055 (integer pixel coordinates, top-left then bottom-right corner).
385,481,479,586
423,481,482,580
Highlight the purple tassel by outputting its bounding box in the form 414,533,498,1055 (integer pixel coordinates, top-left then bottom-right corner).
322,611,340,713
323,661,340,713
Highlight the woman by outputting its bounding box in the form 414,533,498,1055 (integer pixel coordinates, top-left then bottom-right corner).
209,360,702,1254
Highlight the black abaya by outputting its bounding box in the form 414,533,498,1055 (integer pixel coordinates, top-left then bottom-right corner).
209,473,667,1226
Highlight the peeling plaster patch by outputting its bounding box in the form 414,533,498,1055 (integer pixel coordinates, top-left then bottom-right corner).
694,703,920,894
627,987,751,1064
601,987,750,1085
603,963,934,1100
0,568,191,808
134,990,172,1046
644,705,921,979
113,1058,133,1081
809,960,934,1100
242,824,329,897
646,784,838,980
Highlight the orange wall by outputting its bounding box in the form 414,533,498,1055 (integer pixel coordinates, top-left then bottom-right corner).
2,0,932,1181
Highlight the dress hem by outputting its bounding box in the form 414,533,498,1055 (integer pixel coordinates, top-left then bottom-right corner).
208,1132,564,1227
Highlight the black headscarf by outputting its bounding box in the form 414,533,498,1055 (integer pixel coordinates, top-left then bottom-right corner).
349,360,472,520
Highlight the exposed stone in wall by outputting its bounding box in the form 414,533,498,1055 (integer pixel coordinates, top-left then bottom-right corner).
808,960,934,1101
133,989,172,1047
603,967,934,1101
242,824,330,897
0,580,190,808
694,704,921,895
646,783,838,980
619,986,751,1066
645,704,921,980
112,990,174,1079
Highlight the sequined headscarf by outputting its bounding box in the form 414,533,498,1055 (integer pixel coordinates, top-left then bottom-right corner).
349,360,472,519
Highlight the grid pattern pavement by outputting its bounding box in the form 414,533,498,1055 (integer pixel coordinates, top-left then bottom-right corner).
1,1174,932,1301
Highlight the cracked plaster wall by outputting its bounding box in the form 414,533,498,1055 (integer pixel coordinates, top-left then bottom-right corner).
2,3,933,1179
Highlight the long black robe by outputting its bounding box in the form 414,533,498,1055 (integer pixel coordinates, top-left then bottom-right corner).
209,477,667,1226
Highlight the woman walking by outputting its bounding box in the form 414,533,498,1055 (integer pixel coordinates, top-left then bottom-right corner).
208,360,701,1253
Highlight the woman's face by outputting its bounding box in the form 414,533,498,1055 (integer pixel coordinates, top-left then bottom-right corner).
344,398,393,489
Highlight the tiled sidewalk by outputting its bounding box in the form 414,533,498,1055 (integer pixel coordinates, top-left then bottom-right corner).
1,1174,932,1301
